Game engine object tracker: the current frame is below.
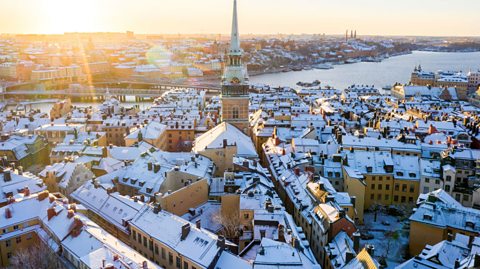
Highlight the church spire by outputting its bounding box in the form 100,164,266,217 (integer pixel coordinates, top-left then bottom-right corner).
230,0,241,54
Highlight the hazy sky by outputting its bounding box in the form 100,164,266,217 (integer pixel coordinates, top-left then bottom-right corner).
0,0,478,36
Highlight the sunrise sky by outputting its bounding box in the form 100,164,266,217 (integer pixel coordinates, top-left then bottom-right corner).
0,0,479,36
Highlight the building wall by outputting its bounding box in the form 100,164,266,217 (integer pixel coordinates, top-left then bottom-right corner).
166,129,195,152
0,219,40,267
409,221,445,256
197,146,236,177
343,170,366,224
158,179,208,216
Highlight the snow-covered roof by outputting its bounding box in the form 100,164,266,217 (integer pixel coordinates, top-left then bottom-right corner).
194,122,258,158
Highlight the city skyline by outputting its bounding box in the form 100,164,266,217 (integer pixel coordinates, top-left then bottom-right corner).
0,0,479,36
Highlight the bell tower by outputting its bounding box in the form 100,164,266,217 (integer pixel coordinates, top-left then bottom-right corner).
221,0,249,134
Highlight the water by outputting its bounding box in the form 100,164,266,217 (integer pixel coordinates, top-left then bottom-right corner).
250,51,480,89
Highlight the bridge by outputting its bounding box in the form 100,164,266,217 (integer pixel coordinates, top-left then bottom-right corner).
1,84,222,101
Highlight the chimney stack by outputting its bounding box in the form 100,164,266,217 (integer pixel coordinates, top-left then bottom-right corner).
3,169,12,182
147,162,153,171
181,224,190,240
47,207,57,220
345,251,355,264
196,219,201,229
353,231,360,253
5,207,12,219
217,235,226,249
24,186,30,196
153,163,160,173
365,244,375,257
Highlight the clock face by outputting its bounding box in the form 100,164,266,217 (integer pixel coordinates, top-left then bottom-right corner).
231,77,240,84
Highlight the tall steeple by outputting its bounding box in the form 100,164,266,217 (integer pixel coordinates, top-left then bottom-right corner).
221,0,250,135
230,0,241,54
222,0,248,85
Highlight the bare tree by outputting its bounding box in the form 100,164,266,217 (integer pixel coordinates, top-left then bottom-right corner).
213,211,242,241
7,240,64,269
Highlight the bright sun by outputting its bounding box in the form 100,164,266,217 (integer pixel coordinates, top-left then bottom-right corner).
43,0,98,33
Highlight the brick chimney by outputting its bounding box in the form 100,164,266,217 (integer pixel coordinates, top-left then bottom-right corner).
47,207,57,220
5,207,12,219
67,209,75,219
23,186,30,196
37,190,49,201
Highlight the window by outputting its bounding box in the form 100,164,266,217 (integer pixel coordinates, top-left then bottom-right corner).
13,225,19,230
377,194,382,200
143,236,147,247
370,194,374,199
409,185,415,193
371,184,375,190
394,195,399,202
446,175,452,182
385,194,390,200
402,184,407,192
16,237,21,244
394,184,399,191
408,197,413,202
133,230,136,240
232,107,239,119
401,196,406,203
184,261,189,269
463,195,469,202
445,185,451,192
423,187,429,193
161,247,166,259
155,244,159,255
386,184,390,190
425,178,430,183
244,213,249,219
378,184,382,190
169,253,173,265
6,240,11,247
176,257,181,268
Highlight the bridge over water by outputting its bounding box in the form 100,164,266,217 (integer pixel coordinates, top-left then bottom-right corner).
1,83,222,101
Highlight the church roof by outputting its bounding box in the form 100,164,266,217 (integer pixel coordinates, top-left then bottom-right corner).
193,122,258,158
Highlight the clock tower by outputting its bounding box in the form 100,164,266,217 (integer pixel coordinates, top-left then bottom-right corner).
221,0,250,135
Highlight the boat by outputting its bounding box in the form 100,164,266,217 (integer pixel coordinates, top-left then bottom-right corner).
315,63,334,70
345,58,361,64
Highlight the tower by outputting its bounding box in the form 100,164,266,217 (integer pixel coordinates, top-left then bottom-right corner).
221,0,250,134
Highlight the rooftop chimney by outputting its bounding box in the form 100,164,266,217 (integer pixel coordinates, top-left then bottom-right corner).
5,207,12,219
196,219,201,229
147,162,153,171
67,209,75,219
3,169,12,182
153,163,160,173
345,251,355,264
24,186,30,196
37,190,49,201
47,207,57,220
353,231,361,253
365,244,375,257
181,224,190,240
217,235,226,249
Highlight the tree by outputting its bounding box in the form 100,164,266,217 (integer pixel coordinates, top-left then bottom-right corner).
7,240,64,269
213,211,242,242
